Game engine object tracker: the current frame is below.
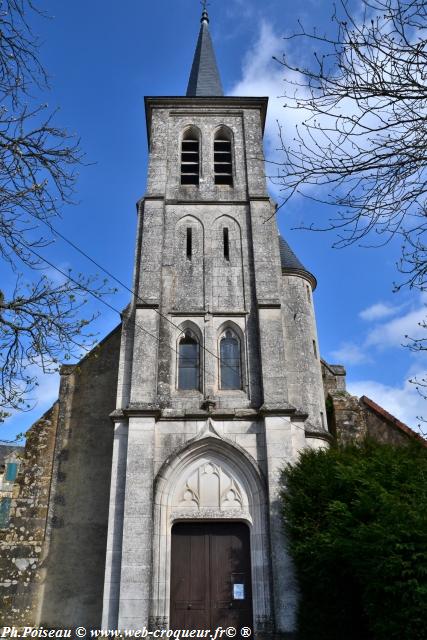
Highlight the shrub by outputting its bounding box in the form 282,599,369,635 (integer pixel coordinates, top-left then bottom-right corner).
281,440,427,640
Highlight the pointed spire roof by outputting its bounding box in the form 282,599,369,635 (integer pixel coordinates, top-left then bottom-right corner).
278,235,317,290
186,8,223,97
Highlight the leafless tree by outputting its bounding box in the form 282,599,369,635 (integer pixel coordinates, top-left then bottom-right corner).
272,0,427,406
273,0,426,271
0,1,109,422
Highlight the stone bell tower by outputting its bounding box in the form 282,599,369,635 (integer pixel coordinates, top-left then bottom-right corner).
102,8,329,637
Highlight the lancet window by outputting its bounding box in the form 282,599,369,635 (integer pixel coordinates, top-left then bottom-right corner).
178,331,201,390
181,129,200,186
220,329,242,389
214,128,233,186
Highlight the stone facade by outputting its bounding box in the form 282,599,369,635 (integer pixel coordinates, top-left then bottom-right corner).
0,341,424,630
1,12,425,638
100,94,329,637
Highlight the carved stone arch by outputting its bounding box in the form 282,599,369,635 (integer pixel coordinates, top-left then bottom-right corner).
212,212,242,232
151,426,272,629
217,318,245,342
177,318,203,341
213,123,234,145
181,123,202,143
176,213,205,233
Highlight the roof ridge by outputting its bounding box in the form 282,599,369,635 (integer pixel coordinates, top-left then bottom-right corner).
360,395,427,446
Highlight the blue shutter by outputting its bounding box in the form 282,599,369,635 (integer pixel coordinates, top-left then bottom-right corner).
5,462,18,482
0,498,11,528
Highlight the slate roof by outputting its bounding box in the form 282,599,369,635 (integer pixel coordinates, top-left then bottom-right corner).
278,235,317,290
186,10,223,97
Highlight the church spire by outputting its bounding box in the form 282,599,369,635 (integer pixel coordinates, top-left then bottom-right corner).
186,4,224,97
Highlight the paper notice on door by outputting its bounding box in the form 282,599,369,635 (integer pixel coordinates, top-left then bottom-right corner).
233,583,245,600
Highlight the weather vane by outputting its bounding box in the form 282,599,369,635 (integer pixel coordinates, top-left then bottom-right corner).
201,0,210,11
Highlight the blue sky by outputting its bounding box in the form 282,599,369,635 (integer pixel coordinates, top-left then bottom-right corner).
1,0,425,441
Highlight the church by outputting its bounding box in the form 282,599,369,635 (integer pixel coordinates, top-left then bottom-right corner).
0,7,423,638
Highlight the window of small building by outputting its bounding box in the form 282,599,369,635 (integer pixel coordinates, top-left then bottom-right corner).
220,330,242,389
0,498,11,528
214,130,233,186
181,130,200,186
5,462,18,482
178,332,200,390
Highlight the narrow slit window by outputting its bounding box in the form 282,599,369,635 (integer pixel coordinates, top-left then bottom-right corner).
181,131,200,186
306,285,311,302
214,131,233,186
186,228,192,260
223,227,230,261
313,340,318,359
220,330,242,390
178,332,200,390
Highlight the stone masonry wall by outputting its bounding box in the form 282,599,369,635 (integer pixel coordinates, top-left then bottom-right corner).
39,326,121,629
321,360,426,446
0,326,121,629
0,403,59,626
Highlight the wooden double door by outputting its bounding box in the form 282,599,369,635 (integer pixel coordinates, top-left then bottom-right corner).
170,522,253,632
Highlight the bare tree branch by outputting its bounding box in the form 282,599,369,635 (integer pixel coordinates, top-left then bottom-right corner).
0,1,111,422
273,0,427,403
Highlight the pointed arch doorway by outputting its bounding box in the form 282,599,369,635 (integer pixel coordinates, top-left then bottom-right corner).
151,427,272,633
170,521,253,631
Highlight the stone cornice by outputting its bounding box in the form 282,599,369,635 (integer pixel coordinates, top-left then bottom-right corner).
304,429,334,443
145,96,268,147
281,267,318,291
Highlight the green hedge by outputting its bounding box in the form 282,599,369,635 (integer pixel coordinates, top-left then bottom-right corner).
280,440,427,640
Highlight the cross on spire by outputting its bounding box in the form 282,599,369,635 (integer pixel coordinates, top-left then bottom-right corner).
186,0,223,96
200,0,210,23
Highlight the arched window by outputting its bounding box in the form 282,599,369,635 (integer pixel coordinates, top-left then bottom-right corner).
214,129,233,186
181,129,200,186
178,331,200,390
220,330,241,389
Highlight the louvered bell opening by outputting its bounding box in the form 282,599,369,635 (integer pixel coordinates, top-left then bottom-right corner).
181,138,200,186
214,138,233,186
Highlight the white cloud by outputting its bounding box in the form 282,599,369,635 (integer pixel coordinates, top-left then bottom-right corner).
366,306,426,349
330,297,426,366
29,370,60,407
348,376,427,433
228,19,371,203
229,21,290,154
330,342,371,365
359,302,401,322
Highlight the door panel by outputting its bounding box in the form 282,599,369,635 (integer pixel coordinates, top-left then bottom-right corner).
170,523,210,629
170,522,253,632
